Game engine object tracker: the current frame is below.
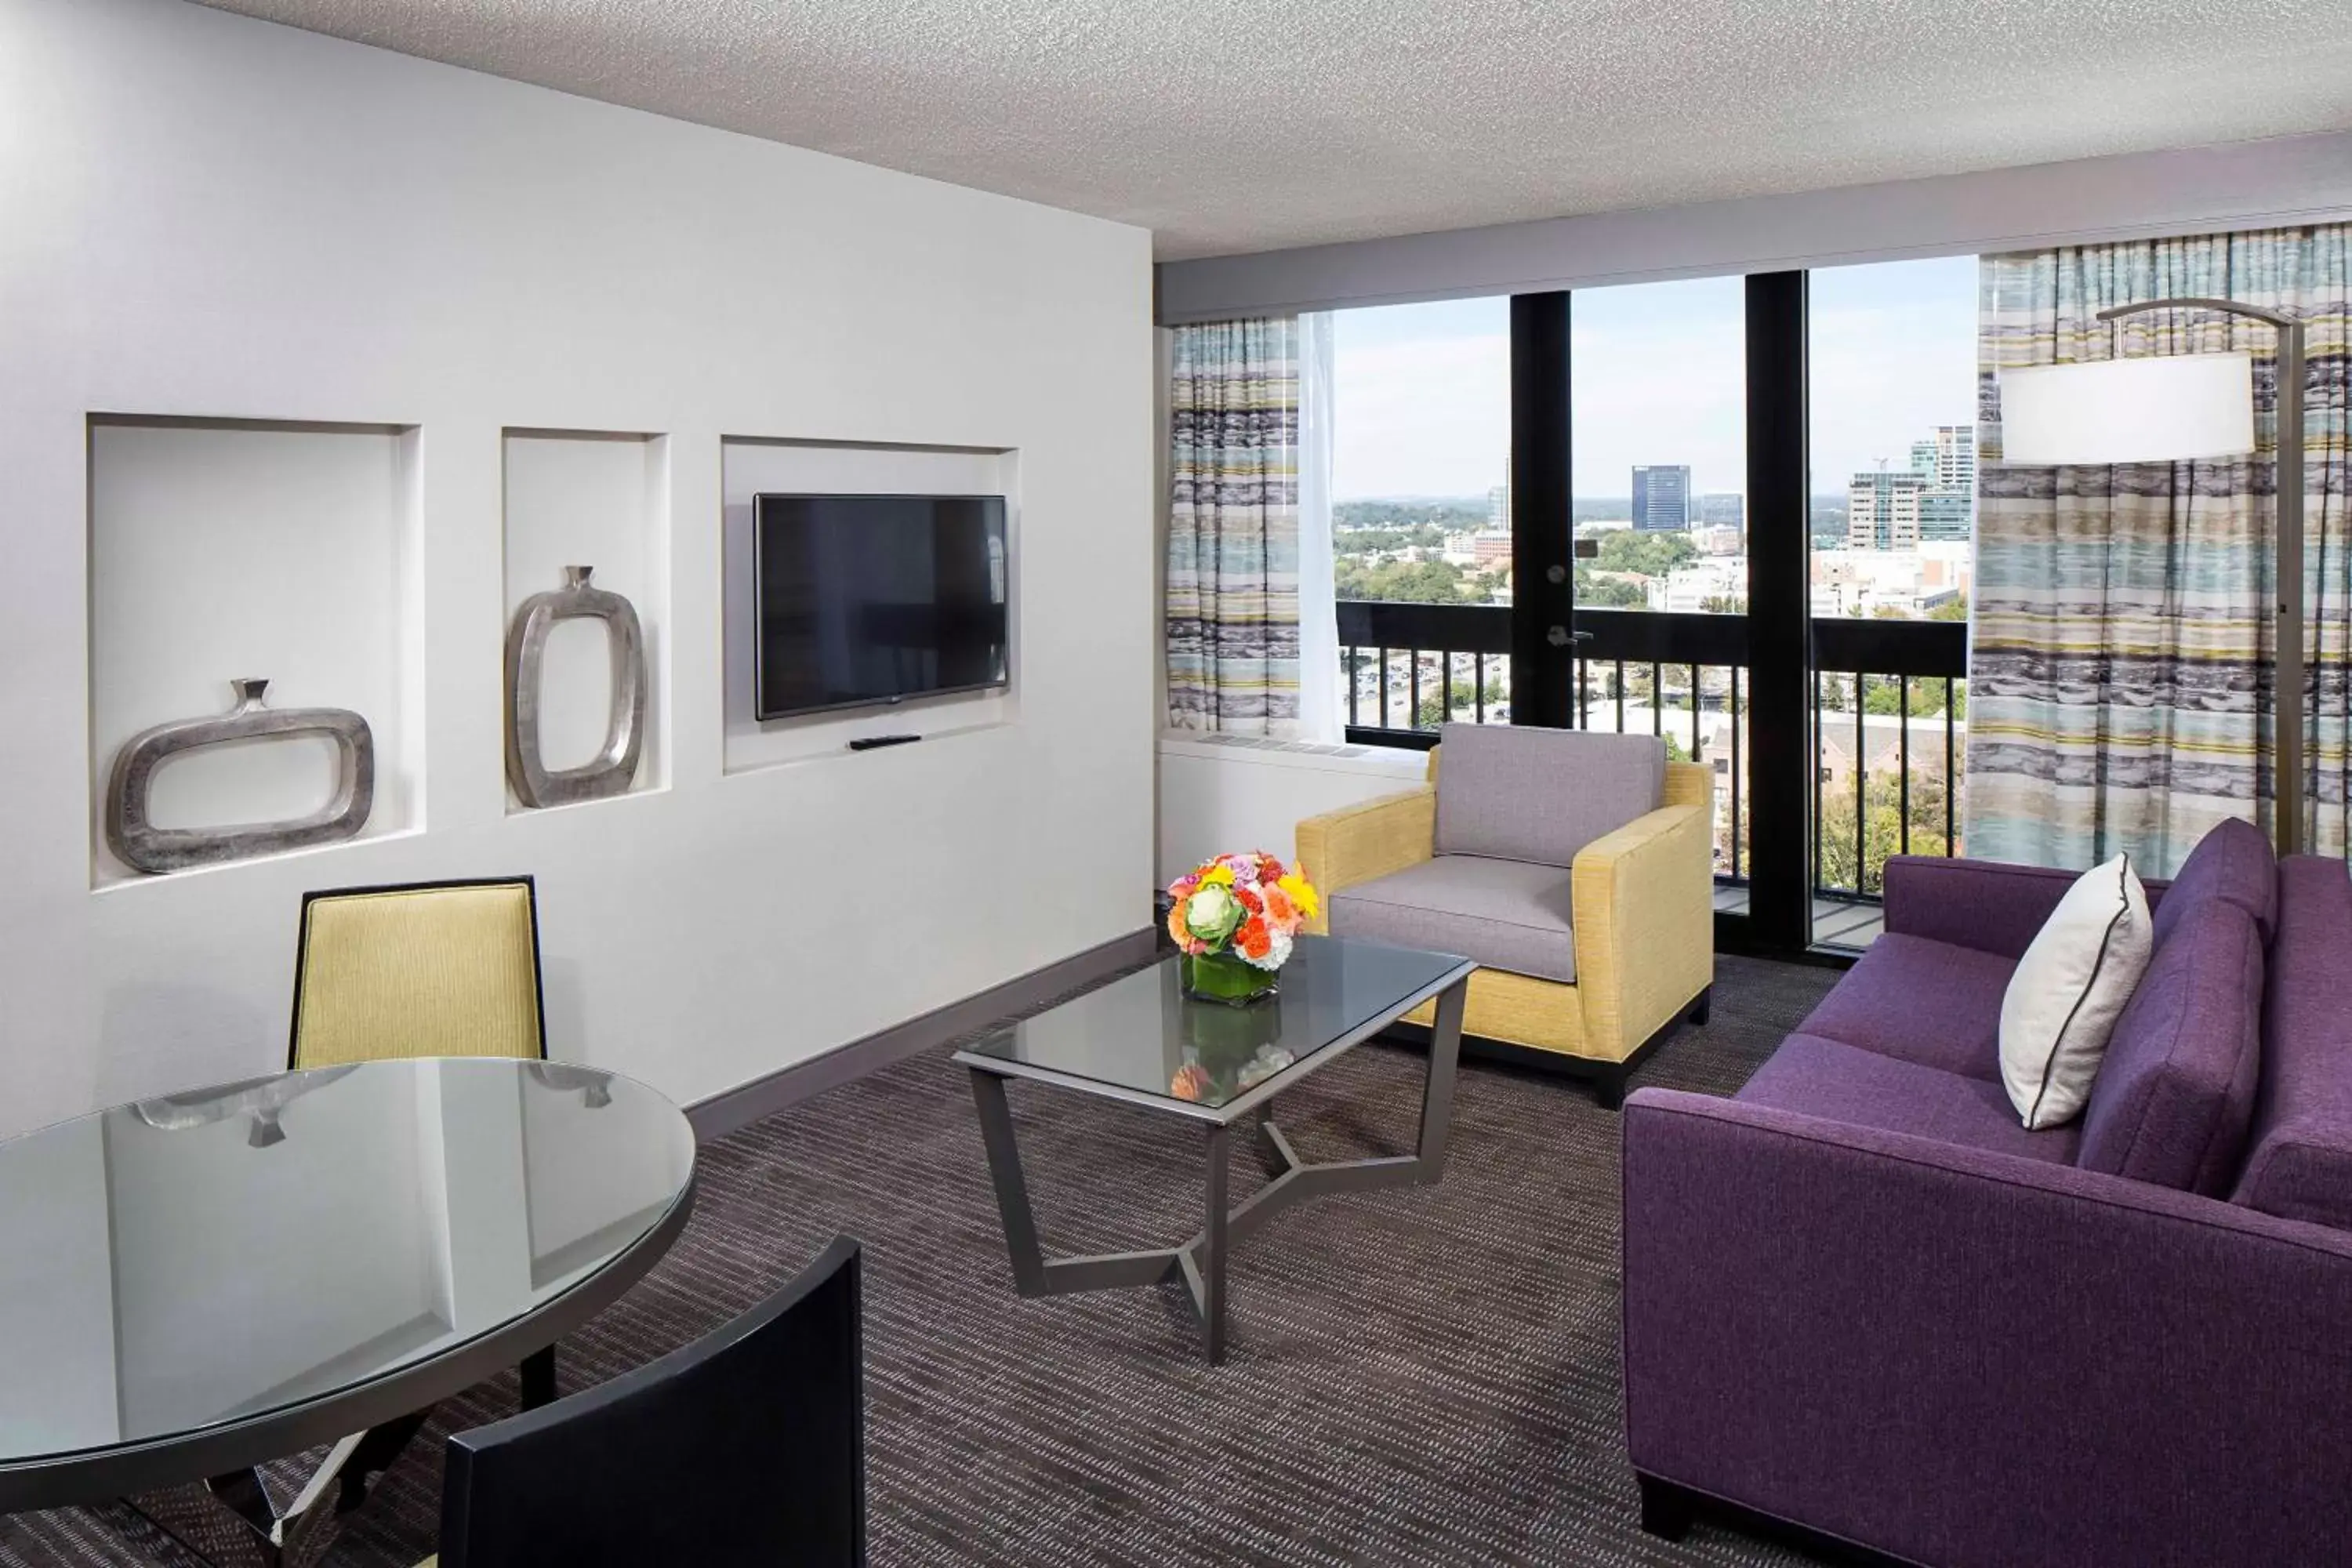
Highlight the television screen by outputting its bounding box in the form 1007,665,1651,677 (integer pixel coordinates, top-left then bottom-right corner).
753,493,1009,720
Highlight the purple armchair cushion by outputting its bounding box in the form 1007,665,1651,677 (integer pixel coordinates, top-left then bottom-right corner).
1791,934,2015,1081
1737,1032,2081,1165
1432,723,1664,867
2149,815,2277,950
2234,856,2352,1229
2078,899,2264,1195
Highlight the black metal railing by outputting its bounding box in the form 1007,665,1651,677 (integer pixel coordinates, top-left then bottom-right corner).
1334,601,1967,913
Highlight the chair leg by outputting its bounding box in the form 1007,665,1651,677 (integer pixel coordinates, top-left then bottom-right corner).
1638,1474,1695,1541
336,1410,431,1513
520,1346,558,1410
1592,1067,1627,1112
1690,985,1712,1026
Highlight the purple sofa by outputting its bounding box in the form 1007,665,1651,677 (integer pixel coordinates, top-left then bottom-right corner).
1622,822,2352,1567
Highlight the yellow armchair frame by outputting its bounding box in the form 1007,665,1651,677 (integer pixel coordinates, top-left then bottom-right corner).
1296,750,1715,1105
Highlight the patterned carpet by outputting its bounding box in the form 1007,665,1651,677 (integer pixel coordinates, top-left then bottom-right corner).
2,953,1838,1568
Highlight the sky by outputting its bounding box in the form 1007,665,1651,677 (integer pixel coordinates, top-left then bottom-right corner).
1327,255,1979,503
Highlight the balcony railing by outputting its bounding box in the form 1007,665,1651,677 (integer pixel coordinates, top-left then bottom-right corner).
1335,601,1968,932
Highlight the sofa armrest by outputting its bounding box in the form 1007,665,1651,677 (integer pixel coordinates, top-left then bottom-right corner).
1571,803,1712,1060
1295,786,1435,932
1622,1087,2352,1568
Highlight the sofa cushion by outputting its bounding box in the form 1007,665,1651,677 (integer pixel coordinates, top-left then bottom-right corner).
1736,1033,2082,1165
1327,854,1576,983
2151,815,2278,950
1793,933,2016,1081
1432,724,1664,868
2232,856,2352,1228
2077,898,2264,1195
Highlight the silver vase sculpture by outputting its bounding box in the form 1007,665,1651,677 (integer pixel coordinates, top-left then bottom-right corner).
505,565,648,808
105,678,376,874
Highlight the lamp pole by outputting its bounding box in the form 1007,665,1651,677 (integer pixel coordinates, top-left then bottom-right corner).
2093,297,2307,858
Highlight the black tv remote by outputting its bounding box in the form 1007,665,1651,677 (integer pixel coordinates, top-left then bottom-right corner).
848,734,922,750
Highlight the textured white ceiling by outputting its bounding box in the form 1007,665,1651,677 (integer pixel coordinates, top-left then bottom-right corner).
194,0,2352,260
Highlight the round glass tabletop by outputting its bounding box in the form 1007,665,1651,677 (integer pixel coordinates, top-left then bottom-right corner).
0,1057,694,1481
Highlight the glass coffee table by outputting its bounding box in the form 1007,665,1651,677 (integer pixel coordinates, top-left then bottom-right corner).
955,934,1474,1364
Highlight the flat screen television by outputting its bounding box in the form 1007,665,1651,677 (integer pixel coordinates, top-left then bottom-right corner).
753,493,1010,720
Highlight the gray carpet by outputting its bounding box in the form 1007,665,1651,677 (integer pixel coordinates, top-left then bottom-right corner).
2,953,1838,1568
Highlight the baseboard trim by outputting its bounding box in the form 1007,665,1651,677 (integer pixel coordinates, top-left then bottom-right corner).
686,926,1161,1142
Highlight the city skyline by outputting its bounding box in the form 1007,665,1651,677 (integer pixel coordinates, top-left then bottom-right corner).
1329,255,1977,503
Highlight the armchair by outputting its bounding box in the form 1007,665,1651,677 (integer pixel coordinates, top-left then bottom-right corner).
1297,724,1714,1106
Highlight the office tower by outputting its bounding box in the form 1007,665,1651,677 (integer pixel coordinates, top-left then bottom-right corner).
1917,486,1972,542
1911,426,1976,489
1632,465,1692,532
1849,468,1928,550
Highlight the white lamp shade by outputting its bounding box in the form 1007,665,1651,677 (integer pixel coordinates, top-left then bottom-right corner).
1998,352,2256,465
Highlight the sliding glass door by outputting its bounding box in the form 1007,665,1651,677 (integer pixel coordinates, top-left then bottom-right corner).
1802,257,1978,949
1327,298,1514,742
1315,260,1983,956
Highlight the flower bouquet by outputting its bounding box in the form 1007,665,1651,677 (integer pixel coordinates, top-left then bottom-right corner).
1166,851,1319,1006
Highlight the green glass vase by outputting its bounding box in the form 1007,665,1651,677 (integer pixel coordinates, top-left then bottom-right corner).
1182,949,1279,1007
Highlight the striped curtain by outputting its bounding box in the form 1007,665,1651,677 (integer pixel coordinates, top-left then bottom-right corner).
1167,318,1301,734
1968,226,2351,874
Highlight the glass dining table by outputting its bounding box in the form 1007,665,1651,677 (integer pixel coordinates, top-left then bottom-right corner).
0,1056,696,1563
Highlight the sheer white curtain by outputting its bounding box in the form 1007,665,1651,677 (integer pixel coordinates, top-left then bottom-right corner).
1295,311,1341,741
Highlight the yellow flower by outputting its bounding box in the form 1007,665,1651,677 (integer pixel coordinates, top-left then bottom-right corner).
1277,873,1319,920
1200,865,1235,886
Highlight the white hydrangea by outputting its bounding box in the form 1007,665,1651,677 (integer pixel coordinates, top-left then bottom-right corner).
1241,927,1293,971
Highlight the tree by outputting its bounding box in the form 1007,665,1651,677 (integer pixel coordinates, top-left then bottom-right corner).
1928,593,1970,622
1574,568,1647,608
1414,667,1509,728
1334,499,1490,531
1590,531,1697,578
1817,768,1951,895
1864,675,1964,718
1335,557,1477,604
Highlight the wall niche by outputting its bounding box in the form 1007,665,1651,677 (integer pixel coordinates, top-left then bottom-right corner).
87,416,426,889
500,429,670,811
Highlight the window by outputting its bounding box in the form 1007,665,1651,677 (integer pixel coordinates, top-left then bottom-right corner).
1569,276,1748,879
1327,298,1512,733
1806,256,1978,933
1281,260,1976,956
1569,278,1748,618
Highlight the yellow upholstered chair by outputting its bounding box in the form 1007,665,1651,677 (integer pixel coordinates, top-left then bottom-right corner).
289,875,558,1414
1297,734,1714,1107
289,877,547,1070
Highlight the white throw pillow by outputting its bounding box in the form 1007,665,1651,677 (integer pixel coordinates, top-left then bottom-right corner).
1999,853,2154,1129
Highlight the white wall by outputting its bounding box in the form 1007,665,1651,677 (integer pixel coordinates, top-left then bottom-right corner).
1157,738,1425,885
0,0,1155,1137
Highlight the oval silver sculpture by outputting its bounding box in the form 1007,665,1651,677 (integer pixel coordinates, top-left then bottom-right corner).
506,564,647,808
105,678,376,874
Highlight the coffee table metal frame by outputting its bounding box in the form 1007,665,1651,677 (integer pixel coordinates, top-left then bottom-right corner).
956,955,1474,1365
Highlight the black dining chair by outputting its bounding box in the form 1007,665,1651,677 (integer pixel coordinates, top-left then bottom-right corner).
426,1236,866,1568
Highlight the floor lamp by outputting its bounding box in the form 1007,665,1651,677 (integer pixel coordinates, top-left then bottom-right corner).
1998,296,2309,857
